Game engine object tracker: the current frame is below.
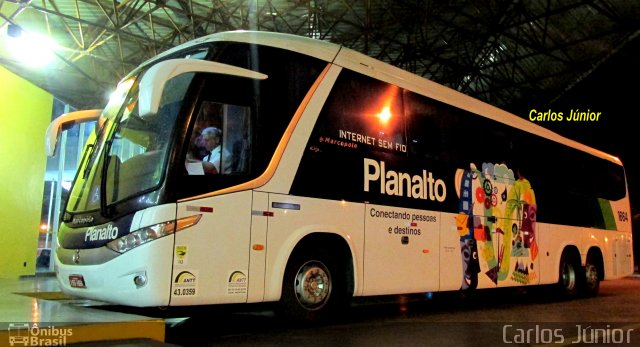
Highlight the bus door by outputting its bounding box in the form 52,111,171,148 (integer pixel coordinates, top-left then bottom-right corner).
247,191,269,303
172,191,252,305
362,204,440,295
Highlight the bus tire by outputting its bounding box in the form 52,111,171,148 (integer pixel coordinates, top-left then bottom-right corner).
557,251,583,298
582,257,600,297
280,248,346,323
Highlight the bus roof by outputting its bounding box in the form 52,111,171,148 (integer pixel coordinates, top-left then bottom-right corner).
140,30,622,166
140,30,340,67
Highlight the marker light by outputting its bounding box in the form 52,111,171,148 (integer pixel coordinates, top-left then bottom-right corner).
107,214,201,253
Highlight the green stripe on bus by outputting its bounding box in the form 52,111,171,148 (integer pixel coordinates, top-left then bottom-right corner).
598,198,617,230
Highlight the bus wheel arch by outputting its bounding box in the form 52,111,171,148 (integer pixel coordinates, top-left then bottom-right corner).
279,232,354,322
557,246,583,298
583,247,604,297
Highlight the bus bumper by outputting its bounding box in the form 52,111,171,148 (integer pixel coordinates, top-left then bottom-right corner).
55,235,174,307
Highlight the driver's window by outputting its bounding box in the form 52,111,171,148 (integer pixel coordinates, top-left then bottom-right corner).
185,101,251,175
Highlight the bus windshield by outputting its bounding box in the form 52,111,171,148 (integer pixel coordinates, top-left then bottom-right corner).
66,71,193,214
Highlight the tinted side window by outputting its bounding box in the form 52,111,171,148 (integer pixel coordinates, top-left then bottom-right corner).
294,68,626,226
403,91,515,167
403,91,446,163
185,101,251,176
213,43,327,172
293,69,461,211
292,70,413,204
309,70,406,157
171,43,327,199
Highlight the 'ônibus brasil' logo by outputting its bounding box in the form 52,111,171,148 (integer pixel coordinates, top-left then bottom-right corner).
363,158,447,202
84,224,119,242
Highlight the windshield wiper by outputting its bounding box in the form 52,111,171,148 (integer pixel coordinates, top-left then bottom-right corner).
99,139,114,218
69,143,95,213
81,144,95,178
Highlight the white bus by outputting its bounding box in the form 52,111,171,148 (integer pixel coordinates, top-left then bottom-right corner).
48,30,633,321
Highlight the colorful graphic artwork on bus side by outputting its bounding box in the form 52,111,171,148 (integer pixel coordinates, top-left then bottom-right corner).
455,162,538,289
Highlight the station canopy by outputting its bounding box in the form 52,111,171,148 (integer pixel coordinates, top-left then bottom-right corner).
1,0,639,112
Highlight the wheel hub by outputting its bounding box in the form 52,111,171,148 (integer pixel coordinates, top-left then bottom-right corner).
585,264,598,289
295,261,331,309
562,263,576,290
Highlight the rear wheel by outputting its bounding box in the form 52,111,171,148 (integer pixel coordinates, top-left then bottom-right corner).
280,249,347,322
558,252,583,297
583,260,600,297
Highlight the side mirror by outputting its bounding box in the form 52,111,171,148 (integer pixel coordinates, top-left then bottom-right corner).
138,58,268,117
45,109,101,157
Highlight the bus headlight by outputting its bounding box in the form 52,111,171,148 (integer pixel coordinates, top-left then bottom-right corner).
106,214,202,253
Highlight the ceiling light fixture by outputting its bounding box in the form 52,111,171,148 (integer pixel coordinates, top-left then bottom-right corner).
7,24,22,38
6,24,57,68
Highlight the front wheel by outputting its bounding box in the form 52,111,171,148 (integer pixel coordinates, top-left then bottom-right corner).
280,249,347,322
